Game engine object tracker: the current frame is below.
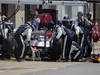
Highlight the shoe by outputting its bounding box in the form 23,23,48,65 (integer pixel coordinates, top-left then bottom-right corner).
16,58,23,62
79,58,86,62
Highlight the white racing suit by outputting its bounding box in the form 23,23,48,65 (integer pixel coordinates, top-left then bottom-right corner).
54,25,75,61
73,18,92,59
14,23,32,60
0,21,15,59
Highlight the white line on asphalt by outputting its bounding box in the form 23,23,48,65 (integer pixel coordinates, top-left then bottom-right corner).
0,71,5,72
49,68,57,70
32,67,58,72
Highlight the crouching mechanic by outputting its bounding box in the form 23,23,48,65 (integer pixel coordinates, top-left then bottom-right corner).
54,18,75,61
14,12,40,62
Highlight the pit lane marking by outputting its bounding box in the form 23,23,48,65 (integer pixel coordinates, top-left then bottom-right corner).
0,71,5,72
